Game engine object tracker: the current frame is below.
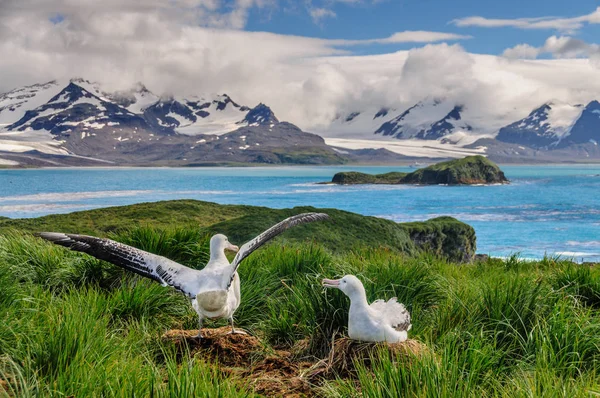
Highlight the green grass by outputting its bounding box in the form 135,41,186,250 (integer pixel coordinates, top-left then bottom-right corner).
0,200,261,235
0,203,599,396
0,200,476,262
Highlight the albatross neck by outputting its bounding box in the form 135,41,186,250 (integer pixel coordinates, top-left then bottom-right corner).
347,283,369,310
209,248,229,264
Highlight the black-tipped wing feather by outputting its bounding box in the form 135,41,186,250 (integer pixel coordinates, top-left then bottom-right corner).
36,232,202,297
226,212,330,288
370,298,412,332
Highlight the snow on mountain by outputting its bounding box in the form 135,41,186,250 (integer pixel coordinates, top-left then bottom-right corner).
496,101,583,148
8,82,149,137
240,103,278,126
106,83,160,114
4,77,600,163
0,79,292,161
374,99,460,139
415,105,472,140
319,107,397,138
324,137,487,159
0,128,70,155
556,100,600,148
143,93,250,136
0,81,63,127
0,80,259,142
313,99,491,158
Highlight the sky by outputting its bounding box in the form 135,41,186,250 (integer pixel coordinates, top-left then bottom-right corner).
1,0,600,131
245,0,600,56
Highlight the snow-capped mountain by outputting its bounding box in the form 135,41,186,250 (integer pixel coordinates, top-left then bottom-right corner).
0,79,350,167
106,83,160,114
322,108,397,138
415,105,472,140
0,81,64,126
495,102,583,148
0,79,255,137
374,99,467,140
8,82,150,137
240,103,278,126
141,94,250,135
3,78,600,166
555,100,600,148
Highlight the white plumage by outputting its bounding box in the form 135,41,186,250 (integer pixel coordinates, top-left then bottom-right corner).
38,212,329,337
323,275,411,343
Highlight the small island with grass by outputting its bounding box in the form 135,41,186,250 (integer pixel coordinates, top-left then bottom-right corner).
328,155,509,185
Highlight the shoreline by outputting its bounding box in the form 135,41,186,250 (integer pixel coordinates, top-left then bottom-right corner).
4,161,600,170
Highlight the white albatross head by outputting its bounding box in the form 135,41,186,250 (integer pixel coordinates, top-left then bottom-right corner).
322,275,366,300
210,234,239,256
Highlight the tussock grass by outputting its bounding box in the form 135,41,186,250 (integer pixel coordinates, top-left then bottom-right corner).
0,225,599,396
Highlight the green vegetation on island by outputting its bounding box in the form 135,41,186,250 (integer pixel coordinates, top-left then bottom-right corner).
331,171,408,184
0,200,598,397
330,155,509,185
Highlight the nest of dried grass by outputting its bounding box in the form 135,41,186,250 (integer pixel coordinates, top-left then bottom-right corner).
162,328,314,397
0,379,9,393
162,327,263,367
307,337,430,379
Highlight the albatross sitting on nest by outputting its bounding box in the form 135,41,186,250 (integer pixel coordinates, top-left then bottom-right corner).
322,275,411,343
38,212,329,338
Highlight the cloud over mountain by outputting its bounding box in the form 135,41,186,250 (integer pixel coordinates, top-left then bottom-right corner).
1,0,600,134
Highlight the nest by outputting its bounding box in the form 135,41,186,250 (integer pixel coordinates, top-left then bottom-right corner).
307,337,430,379
162,328,313,397
162,327,263,367
161,329,432,396
0,379,8,394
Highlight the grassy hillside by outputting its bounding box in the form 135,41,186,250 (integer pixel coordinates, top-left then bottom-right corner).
0,200,475,261
0,200,258,235
0,227,599,396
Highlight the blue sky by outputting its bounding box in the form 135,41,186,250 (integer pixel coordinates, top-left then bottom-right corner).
243,0,600,55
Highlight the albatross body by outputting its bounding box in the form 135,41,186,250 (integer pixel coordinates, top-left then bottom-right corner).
38,212,329,337
322,275,411,343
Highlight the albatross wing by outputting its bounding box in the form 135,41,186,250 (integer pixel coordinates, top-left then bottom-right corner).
37,232,202,298
226,212,330,288
370,297,412,332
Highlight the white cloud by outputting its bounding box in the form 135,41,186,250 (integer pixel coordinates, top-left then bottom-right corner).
452,7,600,34
333,31,471,45
309,7,336,24
543,36,600,58
0,0,277,30
502,44,541,59
503,36,600,60
2,0,600,136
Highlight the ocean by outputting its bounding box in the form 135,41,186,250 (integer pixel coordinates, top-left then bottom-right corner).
1,165,599,261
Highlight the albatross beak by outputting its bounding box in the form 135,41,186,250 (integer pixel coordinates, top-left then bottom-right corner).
226,243,239,253
322,278,341,288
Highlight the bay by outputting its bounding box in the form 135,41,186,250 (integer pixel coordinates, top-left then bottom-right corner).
1,165,599,261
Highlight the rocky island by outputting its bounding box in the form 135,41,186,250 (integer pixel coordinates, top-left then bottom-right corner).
329,156,509,185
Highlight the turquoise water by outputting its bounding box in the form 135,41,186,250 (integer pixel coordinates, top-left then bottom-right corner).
1,165,599,261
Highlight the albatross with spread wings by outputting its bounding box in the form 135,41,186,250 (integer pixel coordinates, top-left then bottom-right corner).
38,212,329,338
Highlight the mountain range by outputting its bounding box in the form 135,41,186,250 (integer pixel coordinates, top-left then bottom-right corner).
1,79,600,167
0,79,352,166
